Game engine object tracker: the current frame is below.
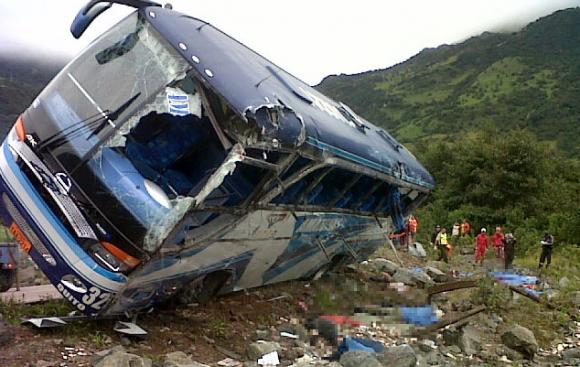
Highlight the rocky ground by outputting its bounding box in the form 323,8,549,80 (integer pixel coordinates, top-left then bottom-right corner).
0,243,578,367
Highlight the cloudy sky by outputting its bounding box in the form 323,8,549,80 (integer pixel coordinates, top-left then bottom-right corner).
1,0,580,84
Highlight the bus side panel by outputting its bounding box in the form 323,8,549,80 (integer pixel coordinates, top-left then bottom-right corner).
107,211,390,314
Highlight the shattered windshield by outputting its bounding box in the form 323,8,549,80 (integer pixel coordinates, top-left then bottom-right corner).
25,11,192,252
37,12,190,160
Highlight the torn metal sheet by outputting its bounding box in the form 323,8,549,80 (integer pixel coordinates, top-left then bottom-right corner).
0,0,435,317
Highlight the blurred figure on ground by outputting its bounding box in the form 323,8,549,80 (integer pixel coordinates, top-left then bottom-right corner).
503,233,517,270
538,233,554,269
475,228,489,266
435,227,449,263
492,226,505,259
407,215,418,246
461,219,471,237
430,225,441,248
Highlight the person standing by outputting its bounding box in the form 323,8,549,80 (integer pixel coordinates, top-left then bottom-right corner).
452,221,461,240
503,233,517,270
492,227,505,259
431,225,441,247
407,215,418,246
538,233,554,269
435,227,449,263
475,228,489,266
461,219,471,237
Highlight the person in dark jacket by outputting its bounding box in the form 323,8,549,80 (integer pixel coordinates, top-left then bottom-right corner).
430,225,441,247
538,233,554,269
503,233,517,270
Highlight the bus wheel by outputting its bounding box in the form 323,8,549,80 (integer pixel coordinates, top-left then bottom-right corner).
0,269,16,292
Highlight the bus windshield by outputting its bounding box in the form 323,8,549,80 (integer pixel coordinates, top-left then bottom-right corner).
23,11,194,252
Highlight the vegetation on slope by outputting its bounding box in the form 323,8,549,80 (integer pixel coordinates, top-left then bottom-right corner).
317,8,580,157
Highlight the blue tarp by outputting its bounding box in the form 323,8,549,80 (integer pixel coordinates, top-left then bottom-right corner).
491,271,543,296
401,306,439,326
337,337,385,356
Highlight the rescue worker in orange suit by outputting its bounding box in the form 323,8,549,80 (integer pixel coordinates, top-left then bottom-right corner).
435,227,449,263
492,226,505,259
475,228,489,266
408,215,418,246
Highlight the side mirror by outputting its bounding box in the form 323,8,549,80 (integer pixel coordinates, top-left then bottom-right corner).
70,0,162,39
70,1,113,39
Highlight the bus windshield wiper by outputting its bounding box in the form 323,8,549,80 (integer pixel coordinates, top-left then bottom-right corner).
70,92,141,174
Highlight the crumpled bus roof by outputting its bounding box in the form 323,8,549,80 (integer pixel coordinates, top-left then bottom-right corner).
144,7,435,191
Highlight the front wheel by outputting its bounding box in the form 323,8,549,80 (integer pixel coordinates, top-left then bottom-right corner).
0,269,16,292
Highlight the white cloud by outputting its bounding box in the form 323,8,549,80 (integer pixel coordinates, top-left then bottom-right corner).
1,0,579,84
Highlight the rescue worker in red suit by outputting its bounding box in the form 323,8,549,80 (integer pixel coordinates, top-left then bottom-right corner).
475,228,489,266
492,226,505,259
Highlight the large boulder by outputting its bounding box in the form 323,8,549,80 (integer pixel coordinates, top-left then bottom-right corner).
376,344,417,367
339,350,383,367
164,352,209,367
247,341,281,361
458,325,482,355
425,266,450,283
392,268,434,288
372,258,400,275
442,326,460,346
91,346,152,367
408,243,427,258
501,325,538,359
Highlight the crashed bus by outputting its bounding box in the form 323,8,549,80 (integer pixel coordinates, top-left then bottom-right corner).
0,0,434,316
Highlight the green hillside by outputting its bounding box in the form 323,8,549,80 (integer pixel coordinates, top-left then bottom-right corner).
317,8,580,157
0,55,62,137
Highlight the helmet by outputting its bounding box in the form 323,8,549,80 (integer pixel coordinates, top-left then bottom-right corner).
481,228,487,233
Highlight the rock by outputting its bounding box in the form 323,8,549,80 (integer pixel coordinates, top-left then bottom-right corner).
418,339,436,352
559,277,570,288
120,337,131,347
91,346,152,367
0,319,14,347
424,266,450,283
408,243,427,258
247,341,281,361
501,325,538,359
339,350,383,367
563,347,580,359
569,291,580,306
254,329,269,340
425,261,450,272
377,344,417,367
495,345,524,361
392,268,434,288
279,323,309,341
442,326,460,346
372,258,400,275
458,325,482,355
163,352,209,367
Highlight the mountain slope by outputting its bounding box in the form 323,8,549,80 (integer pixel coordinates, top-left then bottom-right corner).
0,55,63,137
317,8,580,157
